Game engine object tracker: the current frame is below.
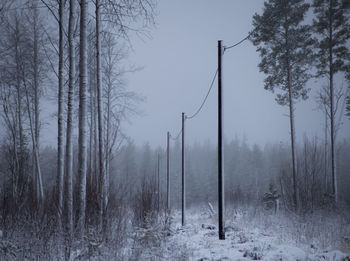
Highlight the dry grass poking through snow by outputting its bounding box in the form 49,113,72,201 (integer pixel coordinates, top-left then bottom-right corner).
158,204,350,261
233,204,350,252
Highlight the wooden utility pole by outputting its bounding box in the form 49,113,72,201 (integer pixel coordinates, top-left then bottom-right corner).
167,131,170,210
218,40,225,240
182,112,186,226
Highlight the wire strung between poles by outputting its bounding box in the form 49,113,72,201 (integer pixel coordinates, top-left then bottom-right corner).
186,68,218,120
224,34,251,51
224,8,285,51
170,129,182,141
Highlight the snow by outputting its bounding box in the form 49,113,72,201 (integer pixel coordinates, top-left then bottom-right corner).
1,206,349,260
152,207,350,261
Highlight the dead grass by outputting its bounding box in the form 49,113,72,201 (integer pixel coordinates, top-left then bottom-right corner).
226,204,350,253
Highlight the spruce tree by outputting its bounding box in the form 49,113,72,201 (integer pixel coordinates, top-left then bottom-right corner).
312,0,350,202
250,0,314,210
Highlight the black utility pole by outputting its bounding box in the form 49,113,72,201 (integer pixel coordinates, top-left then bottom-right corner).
182,112,186,226
167,131,170,211
218,40,225,240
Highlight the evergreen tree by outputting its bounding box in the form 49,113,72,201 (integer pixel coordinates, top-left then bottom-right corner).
312,0,350,202
250,0,314,210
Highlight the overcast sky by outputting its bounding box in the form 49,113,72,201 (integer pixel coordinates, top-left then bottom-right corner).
123,0,350,149
34,0,349,149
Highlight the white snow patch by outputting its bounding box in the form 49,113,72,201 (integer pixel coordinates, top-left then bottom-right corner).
158,208,350,261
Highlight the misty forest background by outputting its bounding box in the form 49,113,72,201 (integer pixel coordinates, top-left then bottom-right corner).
0,0,350,260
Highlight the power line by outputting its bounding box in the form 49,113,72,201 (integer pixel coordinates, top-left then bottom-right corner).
224,33,252,51
170,129,182,141
224,7,285,51
186,68,218,120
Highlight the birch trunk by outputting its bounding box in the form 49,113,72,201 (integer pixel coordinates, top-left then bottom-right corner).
95,0,106,233
57,0,65,230
104,77,111,233
65,0,75,239
77,0,89,237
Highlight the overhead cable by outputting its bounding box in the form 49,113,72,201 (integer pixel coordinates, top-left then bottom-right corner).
186,68,218,120
170,129,182,141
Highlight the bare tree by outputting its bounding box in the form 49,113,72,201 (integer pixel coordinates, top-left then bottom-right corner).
0,5,48,209
94,0,155,234
0,11,32,208
316,83,348,193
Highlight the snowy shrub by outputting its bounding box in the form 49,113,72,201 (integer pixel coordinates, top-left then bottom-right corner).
243,247,262,260
134,211,174,246
262,182,280,213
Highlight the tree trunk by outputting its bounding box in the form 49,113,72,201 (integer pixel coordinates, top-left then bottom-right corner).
57,0,65,231
23,80,44,204
32,5,44,205
33,2,41,206
77,0,88,237
284,19,297,211
65,0,75,240
104,79,111,233
15,20,24,206
88,43,95,190
95,0,105,233
288,70,297,211
328,1,337,202
324,111,328,192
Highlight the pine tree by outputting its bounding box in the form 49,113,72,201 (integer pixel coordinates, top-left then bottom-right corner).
312,0,350,202
250,0,314,210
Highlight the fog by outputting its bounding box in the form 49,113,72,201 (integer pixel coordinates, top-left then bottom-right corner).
1,0,350,259
31,0,350,149
124,0,350,148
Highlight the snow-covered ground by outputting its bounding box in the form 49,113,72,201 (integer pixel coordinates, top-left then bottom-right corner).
138,206,350,260
1,205,349,260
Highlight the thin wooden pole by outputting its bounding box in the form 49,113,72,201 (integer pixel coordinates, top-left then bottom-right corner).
157,153,160,212
167,131,170,210
182,112,186,226
218,40,225,240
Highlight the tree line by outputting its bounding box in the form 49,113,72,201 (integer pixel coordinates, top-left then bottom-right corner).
115,137,350,213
